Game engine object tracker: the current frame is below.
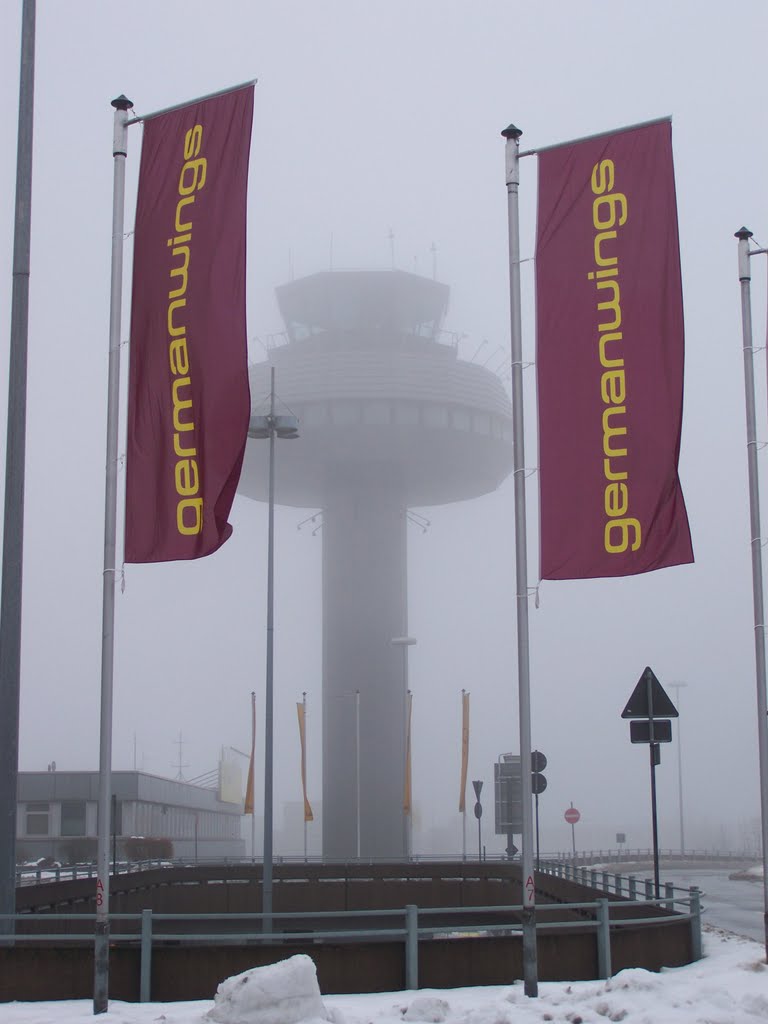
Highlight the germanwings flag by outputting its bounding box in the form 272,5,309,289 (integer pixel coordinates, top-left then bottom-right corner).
536,119,693,580
125,85,254,562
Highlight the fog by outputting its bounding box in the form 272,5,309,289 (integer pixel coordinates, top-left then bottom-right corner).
1,1,767,860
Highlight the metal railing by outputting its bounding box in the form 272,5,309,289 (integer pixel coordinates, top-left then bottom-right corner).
15,846,756,886
1,887,702,1001
539,857,703,903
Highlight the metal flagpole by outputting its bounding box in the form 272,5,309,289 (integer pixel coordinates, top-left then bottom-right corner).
736,227,768,959
355,689,361,859
501,123,538,997
0,0,35,938
94,94,133,1014
461,689,467,860
302,692,308,861
262,366,276,933
250,691,256,864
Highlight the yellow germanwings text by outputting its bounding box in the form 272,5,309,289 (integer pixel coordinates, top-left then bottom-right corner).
166,125,207,537
589,158,641,556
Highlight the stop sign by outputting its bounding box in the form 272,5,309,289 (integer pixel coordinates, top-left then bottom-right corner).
564,807,580,824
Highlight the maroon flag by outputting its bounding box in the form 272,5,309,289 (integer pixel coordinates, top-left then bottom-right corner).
125,85,254,562
536,120,693,580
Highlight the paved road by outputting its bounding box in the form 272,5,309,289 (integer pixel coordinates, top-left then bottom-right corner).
661,867,764,942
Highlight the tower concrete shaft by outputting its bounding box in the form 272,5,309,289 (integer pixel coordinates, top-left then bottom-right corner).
322,476,408,858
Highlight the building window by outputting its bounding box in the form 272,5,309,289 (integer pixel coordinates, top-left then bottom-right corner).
61,800,87,837
25,802,50,836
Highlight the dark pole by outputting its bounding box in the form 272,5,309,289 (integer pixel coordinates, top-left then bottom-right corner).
646,668,660,898
535,793,540,871
0,0,35,936
650,744,660,898
472,781,483,861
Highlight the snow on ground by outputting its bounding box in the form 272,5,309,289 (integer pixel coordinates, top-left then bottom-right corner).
1,927,767,1024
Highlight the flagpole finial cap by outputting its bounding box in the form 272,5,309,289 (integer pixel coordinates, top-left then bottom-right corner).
735,226,754,240
501,124,523,140
111,95,133,111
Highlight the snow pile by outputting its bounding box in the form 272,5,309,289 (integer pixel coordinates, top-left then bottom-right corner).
402,995,450,1021
207,954,331,1024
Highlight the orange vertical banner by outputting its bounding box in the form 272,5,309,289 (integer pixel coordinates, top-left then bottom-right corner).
244,691,255,815
459,690,470,812
296,701,314,822
403,691,413,814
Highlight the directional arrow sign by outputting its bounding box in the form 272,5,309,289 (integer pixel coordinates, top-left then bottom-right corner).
621,667,679,719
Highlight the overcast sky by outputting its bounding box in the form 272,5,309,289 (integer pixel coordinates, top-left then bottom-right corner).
2,0,768,858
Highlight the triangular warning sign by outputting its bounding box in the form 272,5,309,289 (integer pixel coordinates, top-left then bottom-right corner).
621,667,679,719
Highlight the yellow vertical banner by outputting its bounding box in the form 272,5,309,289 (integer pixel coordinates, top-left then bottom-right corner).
459,690,470,812
244,691,256,814
296,701,314,822
403,690,413,813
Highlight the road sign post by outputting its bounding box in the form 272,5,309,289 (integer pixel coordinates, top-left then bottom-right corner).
564,804,580,857
472,780,483,861
531,751,547,871
621,666,679,897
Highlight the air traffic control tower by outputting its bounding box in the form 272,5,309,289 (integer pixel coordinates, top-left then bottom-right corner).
238,270,514,859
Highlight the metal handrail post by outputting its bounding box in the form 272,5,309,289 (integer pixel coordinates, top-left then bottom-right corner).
689,887,702,961
405,904,418,990
596,899,612,979
665,882,675,912
140,909,152,1001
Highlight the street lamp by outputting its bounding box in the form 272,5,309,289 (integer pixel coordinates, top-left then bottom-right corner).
391,636,416,859
249,366,299,932
669,682,688,855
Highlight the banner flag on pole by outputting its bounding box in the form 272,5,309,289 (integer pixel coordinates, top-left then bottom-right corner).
535,119,693,579
403,690,413,814
296,701,314,823
244,691,255,815
459,690,470,812
125,84,254,562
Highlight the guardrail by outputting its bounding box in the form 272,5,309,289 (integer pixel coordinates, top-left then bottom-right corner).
548,848,757,866
15,847,755,886
539,858,696,898
15,859,171,886
0,886,702,1001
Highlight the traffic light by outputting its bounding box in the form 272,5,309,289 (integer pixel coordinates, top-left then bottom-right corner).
531,750,547,795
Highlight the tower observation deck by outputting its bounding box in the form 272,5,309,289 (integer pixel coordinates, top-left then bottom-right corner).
238,270,514,859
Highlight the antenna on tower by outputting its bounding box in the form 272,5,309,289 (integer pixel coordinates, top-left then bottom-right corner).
174,731,190,781
388,228,395,269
